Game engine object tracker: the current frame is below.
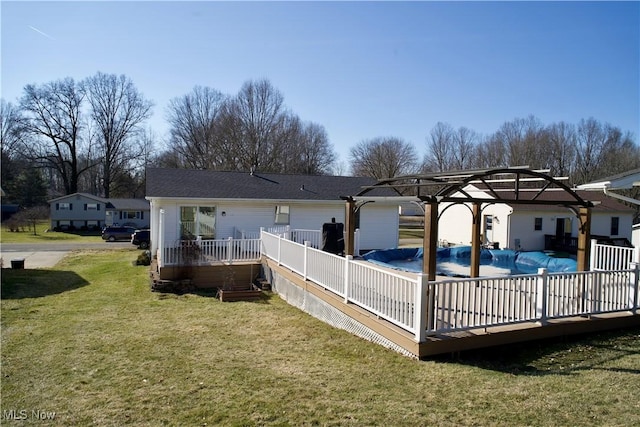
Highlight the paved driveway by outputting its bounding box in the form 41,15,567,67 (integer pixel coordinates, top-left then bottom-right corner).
0,242,132,269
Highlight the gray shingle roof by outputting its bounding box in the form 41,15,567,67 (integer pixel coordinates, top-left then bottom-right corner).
146,168,396,201
106,199,150,210
48,193,149,210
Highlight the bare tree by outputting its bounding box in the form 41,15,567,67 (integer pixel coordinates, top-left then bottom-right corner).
350,137,418,179
82,72,153,197
1,99,28,191
223,79,287,172
294,121,336,174
545,121,576,177
489,116,547,169
423,122,454,172
19,78,90,195
166,86,227,169
451,126,479,170
12,206,49,235
472,135,506,169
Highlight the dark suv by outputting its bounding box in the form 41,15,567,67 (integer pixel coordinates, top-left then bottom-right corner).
102,226,136,242
131,229,150,249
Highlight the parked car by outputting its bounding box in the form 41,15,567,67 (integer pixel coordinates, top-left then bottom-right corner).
101,226,136,242
131,229,150,249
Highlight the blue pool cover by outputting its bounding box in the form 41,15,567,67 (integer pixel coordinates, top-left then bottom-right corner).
362,246,576,277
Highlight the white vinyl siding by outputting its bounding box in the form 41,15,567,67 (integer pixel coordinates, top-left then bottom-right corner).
149,199,399,254
357,204,399,251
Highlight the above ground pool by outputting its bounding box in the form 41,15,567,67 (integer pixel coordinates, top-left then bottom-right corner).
362,246,577,277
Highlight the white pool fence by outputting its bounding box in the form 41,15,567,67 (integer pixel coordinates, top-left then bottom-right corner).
156,230,639,341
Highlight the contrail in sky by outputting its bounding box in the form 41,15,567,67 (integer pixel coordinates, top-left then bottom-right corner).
28,25,55,40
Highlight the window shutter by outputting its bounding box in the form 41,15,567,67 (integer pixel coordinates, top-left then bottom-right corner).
120,211,123,220
98,204,101,211
56,203,59,211
141,211,144,220
84,204,87,211
70,203,73,211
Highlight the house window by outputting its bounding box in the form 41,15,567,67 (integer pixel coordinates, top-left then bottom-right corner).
180,206,216,239
611,217,619,236
123,211,141,220
86,203,98,210
275,205,290,225
58,203,70,210
534,217,542,231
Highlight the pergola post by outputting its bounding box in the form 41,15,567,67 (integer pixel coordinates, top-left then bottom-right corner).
344,198,357,256
422,201,439,281
470,202,482,278
576,206,592,271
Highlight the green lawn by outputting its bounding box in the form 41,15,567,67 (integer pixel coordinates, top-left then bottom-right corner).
1,221,103,244
2,249,639,426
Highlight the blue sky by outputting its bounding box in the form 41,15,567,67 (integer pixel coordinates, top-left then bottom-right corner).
2,1,638,170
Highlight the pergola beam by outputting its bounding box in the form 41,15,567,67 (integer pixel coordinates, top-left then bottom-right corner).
342,167,595,278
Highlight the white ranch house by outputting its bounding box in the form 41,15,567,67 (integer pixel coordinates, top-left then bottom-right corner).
437,184,634,251
49,193,150,231
145,168,400,257
143,167,640,357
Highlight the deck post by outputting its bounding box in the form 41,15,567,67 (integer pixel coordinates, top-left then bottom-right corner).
422,202,438,281
470,202,481,278
344,198,357,256
303,241,310,281
536,268,548,325
344,255,352,303
414,273,428,342
630,262,639,314
576,207,592,271
589,239,598,271
277,233,282,265
227,237,233,263
158,209,165,268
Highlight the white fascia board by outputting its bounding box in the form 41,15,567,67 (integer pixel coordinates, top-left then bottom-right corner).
575,181,611,191
145,197,347,205
576,173,640,191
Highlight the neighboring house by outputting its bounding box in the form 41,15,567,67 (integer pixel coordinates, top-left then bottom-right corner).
145,168,400,255
104,198,151,229
49,193,150,231
633,224,640,249
399,201,424,217
576,168,640,249
438,184,634,252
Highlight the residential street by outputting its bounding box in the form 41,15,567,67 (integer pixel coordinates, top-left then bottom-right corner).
0,241,133,269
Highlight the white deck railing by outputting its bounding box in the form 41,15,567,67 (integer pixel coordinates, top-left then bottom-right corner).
234,226,360,253
260,230,639,340
261,231,426,338
590,239,638,271
162,237,262,265
157,229,639,341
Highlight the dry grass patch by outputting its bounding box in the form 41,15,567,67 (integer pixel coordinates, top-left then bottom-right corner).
2,249,639,426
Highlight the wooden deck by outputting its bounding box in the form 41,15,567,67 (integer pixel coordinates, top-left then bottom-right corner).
151,259,262,289
265,258,640,358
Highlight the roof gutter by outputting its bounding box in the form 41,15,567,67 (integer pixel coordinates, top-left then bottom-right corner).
603,187,640,206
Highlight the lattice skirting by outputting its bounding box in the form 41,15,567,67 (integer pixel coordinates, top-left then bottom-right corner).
264,265,416,359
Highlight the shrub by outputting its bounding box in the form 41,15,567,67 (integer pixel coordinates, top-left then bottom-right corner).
136,250,151,266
